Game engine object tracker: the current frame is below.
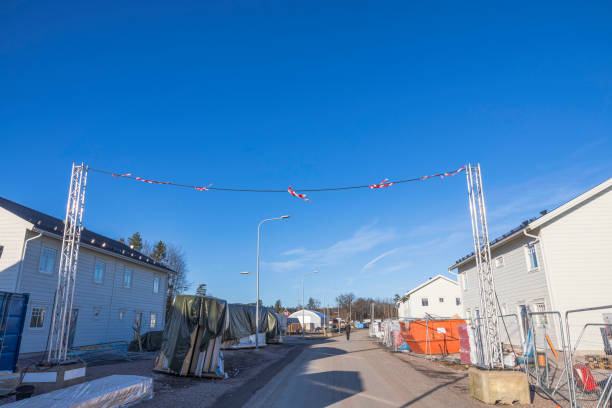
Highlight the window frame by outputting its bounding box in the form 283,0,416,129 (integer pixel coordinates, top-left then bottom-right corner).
421,298,429,307
439,297,444,303
94,259,106,284
153,276,160,294
29,306,46,329
461,273,468,291
525,243,539,272
456,297,461,306
150,312,157,329
495,256,504,268
39,247,57,275
123,267,133,289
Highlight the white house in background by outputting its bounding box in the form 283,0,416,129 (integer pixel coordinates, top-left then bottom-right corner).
0,197,172,354
288,309,327,331
396,275,462,319
448,177,612,351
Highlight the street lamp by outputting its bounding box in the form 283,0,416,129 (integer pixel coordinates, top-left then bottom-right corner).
255,216,290,348
302,270,319,338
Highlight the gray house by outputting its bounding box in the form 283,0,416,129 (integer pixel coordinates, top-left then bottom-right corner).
448,177,612,351
0,197,171,354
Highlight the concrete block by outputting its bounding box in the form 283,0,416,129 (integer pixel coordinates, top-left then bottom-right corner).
469,367,530,405
21,360,87,395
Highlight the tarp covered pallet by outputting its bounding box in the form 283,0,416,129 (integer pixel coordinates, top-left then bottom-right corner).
154,295,228,378
222,304,283,349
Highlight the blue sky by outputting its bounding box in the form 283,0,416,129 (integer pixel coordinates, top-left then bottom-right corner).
1,1,611,308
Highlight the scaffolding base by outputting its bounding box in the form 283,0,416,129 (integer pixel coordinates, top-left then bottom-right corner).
469,367,529,405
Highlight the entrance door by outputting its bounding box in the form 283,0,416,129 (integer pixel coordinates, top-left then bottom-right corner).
518,304,529,342
67,309,79,349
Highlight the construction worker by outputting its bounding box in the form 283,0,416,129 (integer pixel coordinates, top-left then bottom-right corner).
345,320,351,341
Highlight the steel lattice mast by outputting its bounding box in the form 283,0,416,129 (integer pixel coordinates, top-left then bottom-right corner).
466,163,503,368
47,163,88,362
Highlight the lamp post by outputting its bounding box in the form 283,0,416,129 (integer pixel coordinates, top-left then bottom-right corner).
302,270,319,338
255,216,290,348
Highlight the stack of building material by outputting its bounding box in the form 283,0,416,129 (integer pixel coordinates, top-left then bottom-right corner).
222,304,271,349
154,295,228,378
5,375,153,407
266,312,283,344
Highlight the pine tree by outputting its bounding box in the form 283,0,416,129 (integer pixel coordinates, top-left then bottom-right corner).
150,241,167,262
127,232,143,251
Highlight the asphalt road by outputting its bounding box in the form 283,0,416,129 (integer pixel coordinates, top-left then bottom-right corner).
245,329,488,408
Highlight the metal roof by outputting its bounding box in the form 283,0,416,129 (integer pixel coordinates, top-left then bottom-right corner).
0,196,173,273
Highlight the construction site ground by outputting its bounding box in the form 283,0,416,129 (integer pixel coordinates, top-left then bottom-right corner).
1,330,561,407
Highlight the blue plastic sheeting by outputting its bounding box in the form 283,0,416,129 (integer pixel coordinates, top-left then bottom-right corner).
0,291,29,372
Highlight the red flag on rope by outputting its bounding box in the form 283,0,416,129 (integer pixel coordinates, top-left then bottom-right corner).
288,186,310,202
111,173,132,178
369,178,394,189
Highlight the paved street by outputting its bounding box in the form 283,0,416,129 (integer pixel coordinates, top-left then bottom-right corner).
246,330,489,408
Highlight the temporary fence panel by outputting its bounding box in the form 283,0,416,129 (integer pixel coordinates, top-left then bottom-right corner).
0,292,29,372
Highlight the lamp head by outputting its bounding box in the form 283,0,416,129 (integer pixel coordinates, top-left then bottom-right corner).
240,271,250,275
281,215,290,219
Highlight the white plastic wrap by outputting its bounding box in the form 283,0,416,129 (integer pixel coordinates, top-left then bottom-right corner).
6,375,153,408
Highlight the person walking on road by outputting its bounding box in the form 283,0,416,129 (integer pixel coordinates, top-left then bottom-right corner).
345,321,351,341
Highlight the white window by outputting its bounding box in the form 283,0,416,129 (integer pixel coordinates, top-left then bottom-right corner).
421,298,429,306
94,261,105,283
39,247,56,274
461,273,468,291
93,307,102,320
150,313,157,328
153,277,160,294
439,297,444,303
526,243,539,271
124,268,133,288
119,310,125,320
456,298,461,306
495,256,504,268
30,307,46,328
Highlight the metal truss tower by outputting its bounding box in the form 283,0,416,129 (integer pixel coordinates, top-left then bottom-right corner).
466,163,503,368
47,163,88,362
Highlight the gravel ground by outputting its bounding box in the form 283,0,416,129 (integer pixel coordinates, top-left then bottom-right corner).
0,341,304,407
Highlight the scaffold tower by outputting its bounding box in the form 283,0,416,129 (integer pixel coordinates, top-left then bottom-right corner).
466,163,503,368
46,163,88,362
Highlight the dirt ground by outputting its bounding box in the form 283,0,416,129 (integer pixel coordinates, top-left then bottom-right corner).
0,341,304,407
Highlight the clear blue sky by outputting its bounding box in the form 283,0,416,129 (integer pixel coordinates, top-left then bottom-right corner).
1,1,611,308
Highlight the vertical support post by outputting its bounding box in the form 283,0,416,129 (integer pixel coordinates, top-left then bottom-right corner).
47,163,88,363
466,163,503,368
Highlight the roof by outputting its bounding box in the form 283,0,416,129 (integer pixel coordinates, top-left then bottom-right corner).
288,309,327,319
0,196,173,273
398,274,458,303
448,177,612,271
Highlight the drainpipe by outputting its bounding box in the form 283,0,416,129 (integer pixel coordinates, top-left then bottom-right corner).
15,228,43,293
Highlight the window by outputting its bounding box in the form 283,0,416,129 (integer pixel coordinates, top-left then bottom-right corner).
150,313,157,328
0,245,4,259
461,273,468,291
456,298,461,306
93,307,102,320
124,268,133,288
94,261,105,283
39,247,56,274
535,302,548,325
30,307,45,328
119,310,125,320
421,298,429,306
495,256,504,268
526,243,539,270
439,297,444,303
153,277,160,294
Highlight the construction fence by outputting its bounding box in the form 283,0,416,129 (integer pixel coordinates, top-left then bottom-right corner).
369,305,612,408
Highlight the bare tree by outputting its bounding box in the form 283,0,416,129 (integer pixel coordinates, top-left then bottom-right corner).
164,243,190,317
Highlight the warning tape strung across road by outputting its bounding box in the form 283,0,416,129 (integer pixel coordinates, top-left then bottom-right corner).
88,165,466,202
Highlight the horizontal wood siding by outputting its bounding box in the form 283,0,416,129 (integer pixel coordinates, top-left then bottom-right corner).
0,208,31,292
19,234,168,354
540,185,612,351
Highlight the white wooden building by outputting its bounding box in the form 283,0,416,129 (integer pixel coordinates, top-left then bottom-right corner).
0,197,172,354
396,275,462,319
448,177,612,351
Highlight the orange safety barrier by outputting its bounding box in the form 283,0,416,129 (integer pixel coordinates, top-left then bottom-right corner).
399,319,466,355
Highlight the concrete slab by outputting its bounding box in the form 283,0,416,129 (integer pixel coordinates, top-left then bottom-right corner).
469,367,530,405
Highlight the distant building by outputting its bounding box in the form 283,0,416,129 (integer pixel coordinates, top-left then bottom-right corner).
396,275,462,319
288,309,327,332
448,177,612,351
0,197,173,354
